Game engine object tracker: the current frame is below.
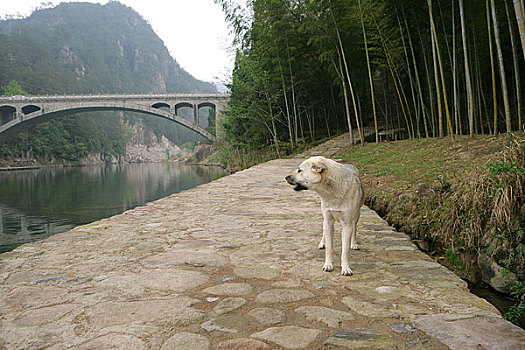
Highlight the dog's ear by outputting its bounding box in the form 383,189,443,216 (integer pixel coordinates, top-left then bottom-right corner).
311,162,327,173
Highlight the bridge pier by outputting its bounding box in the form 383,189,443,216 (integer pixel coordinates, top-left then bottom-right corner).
215,101,226,138
193,103,198,126
16,107,22,121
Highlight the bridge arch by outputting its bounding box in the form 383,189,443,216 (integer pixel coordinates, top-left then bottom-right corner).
0,103,214,142
198,102,216,109
22,105,41,114
174,102,194,112
0,105,16,125
151,102,170,110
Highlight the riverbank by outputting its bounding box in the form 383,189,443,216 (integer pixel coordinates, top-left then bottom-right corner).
0,143,205,171
1,135,524,349
0,165,42,171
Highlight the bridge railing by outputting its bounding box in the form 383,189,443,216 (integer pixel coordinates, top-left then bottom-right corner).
0,93,230,103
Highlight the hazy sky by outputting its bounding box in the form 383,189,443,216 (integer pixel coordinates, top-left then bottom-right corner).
0,0,234,83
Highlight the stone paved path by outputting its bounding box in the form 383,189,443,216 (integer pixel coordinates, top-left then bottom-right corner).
1,135,525,349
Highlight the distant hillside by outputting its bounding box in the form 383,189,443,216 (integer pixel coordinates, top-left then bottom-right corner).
0,2,216,164
0,1,216,94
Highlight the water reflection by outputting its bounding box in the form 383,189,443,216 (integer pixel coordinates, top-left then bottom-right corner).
0,163,225,252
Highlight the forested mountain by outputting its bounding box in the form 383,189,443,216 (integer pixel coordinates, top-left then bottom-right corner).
215,0,525,156
0,1,217,162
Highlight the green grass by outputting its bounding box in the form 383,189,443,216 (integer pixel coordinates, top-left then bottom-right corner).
337,134,510,199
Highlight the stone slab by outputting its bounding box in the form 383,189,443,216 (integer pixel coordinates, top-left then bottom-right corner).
134,269,209,292
255,289,315,304
161,332,209,350
295,306,354,328
213,297,246,315
324,328,400,349
251,326,321,349
79,297,203,329
248,307,285,326
413,314,525,350
203,283,253,296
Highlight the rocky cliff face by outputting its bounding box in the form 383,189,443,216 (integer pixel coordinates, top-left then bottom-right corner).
76,120,188,165
124,120,185,163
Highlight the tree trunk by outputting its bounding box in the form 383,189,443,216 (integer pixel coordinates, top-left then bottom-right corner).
358,0,378,143
375,14,413,138
452,0,460,135
331,10,363,145
419,25,436,136
430,1,443,137
405,14,430,138
487,0,498,133
278,59,294,149
514,0,525,60
397,6,419,137
331,55,354,144
491,0,512,132
506,0,522,131
429,0,454,139
460,0,475,137
266,92,280,157
285,37,300,144
473,29,486,134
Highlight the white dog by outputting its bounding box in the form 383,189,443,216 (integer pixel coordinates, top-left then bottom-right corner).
285,156,364,276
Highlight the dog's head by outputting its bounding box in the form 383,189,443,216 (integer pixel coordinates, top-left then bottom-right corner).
285,156,328,191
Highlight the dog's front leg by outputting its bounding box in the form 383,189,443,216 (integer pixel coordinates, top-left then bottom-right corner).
350,221,359,250
318,218,333,250
341,223,353,276
322,211,335,272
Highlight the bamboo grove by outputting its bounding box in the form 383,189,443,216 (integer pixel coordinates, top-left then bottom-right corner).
215,0,525,155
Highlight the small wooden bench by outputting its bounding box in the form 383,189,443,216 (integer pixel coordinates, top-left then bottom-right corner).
377,128,405,142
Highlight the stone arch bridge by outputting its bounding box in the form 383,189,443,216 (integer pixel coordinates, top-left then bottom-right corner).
0,93,230,143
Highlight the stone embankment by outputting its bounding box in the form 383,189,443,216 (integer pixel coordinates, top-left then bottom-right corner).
1,135,524,349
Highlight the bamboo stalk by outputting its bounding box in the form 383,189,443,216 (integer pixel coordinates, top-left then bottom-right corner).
428,0,455,139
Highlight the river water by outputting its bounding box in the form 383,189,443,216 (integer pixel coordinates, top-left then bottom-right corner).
0,163,226,253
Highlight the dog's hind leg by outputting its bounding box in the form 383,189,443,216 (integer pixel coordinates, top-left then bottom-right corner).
322,212,335,272
350,207,361,250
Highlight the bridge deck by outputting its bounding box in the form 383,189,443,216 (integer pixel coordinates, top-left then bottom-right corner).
1,135,524,349
0,93,230,102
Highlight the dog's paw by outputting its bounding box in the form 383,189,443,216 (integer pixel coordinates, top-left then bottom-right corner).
323,263,333,272
341,267,353,276
351,243,360,250
318,242,326,250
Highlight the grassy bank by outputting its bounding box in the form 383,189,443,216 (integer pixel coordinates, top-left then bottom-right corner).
337,134,524,274
336,133,525,322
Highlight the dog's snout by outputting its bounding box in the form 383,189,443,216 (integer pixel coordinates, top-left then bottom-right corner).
285,175,294,184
